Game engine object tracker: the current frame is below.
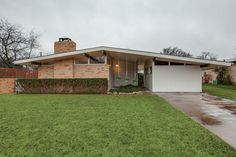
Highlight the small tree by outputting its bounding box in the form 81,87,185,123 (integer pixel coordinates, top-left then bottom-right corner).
214,67,232,85
161,47,192,57
0,18,40,68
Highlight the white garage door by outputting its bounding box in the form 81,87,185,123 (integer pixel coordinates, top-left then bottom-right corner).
152,65,202,92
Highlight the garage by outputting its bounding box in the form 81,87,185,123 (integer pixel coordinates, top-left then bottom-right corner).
144,56,230,92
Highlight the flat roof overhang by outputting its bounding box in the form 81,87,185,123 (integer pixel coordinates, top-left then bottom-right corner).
14,46,231,67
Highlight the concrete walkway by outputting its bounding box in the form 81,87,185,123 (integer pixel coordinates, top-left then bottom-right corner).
157,93,236,149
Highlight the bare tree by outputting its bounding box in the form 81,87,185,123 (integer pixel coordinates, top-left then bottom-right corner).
161,47,192,57
0,18,40,68
197,52,217,60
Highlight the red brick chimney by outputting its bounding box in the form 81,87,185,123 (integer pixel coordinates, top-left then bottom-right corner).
54,38,76,53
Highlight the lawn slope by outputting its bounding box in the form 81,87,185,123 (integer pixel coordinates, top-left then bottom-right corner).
0,95,236,157
203,84,236,100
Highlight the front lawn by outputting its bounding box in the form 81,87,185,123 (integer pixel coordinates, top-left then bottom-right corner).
0,95,236,157
203,84,236,100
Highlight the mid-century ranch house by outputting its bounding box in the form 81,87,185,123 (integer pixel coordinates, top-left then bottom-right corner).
15,38,230,92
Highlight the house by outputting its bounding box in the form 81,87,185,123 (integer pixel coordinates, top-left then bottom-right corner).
203,58,236,84
225,58,236,84
14,38,230,92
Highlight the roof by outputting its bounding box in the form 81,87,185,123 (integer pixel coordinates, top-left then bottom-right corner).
14,46,231,66
226,58,236,63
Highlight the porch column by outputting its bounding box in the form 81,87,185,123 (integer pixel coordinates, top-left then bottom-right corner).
105,55,107,64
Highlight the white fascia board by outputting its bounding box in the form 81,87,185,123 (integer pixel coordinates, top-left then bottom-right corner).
226,58,236,63
102,47,231,66
14,46,231,66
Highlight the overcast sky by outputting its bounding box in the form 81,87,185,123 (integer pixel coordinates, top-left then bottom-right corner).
1,0,236,59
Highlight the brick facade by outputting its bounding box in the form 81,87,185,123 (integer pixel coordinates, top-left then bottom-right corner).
74,64,110,78
38,65,54,78
38,60,110,81
0,78,16,94
54,59,74,78
39,37,111,88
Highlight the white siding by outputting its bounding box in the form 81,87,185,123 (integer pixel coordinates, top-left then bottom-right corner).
152,65,202,92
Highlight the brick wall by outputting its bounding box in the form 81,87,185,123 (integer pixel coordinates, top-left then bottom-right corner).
74,64,110,79
0,68,37,94
37,59,111,89
38,65,54,78
0,68,38,78
38,61,110,79
54,59,74,78
0,78,16,94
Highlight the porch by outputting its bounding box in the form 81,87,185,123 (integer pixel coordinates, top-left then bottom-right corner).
67,50,149,89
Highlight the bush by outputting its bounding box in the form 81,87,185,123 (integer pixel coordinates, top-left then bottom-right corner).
109,84,144,93
215,67,232,85
222,75,233,85
16,78,108,94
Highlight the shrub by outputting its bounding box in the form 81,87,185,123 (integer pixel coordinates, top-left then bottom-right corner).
110,84,144,93
223,75,233,85
16,78,108,94
214,67,232,85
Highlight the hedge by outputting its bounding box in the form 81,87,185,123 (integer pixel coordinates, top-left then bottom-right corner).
15,78,108,94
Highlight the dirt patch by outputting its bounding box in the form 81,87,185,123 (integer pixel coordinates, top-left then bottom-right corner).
221,105,236,114
141,91,153,95
202,98,211,102
205,102,236,106
199,114,221,125
202,95,222,101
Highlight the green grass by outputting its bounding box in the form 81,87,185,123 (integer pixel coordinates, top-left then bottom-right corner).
0,95,236,157
203,84,236,100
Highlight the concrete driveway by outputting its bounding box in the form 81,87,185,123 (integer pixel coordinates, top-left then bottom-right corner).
157,93,236,149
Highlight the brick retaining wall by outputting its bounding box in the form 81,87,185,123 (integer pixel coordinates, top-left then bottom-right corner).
0,78,16,94
0,68,38,78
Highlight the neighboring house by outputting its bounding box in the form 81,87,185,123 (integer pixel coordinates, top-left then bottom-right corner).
203,58,236,84
202,70,218,84
14,38,230,92
226,58,236,83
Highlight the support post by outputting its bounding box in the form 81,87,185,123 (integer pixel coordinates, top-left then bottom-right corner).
105,55,107,64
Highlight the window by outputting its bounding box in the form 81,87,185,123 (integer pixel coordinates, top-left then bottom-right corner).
170,62,184,65
154,60,169,65
74,56,88,64
90,56,105,64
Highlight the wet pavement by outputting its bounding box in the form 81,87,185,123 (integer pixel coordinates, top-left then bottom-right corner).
157,92,236,149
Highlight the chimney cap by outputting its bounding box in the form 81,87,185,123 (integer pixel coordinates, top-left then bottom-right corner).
59,37,72,42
